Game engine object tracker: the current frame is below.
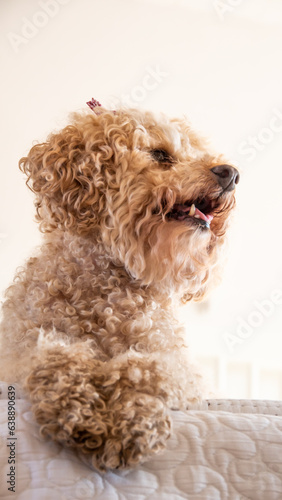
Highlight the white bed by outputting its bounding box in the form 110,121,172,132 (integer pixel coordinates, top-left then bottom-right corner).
1,381,282,500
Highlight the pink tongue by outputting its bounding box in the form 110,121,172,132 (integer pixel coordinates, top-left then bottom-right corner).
175,204,213,224
195,207,213,223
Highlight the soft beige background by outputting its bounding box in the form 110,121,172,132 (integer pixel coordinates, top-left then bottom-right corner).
1,0,282,397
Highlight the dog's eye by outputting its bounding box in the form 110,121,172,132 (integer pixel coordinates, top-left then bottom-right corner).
150,149,173,164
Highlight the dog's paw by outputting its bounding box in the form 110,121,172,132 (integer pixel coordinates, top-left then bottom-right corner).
79,394,172,472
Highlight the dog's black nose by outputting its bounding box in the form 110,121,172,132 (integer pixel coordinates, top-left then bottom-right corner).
211,164,240,192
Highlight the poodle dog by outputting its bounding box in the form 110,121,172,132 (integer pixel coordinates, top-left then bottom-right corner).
0,102,239,471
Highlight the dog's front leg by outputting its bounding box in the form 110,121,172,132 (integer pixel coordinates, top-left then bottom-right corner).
25,344,171,471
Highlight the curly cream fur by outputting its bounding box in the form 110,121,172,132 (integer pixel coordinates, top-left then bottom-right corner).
0,106,236,471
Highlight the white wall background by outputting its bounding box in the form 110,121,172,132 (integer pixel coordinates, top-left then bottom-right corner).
1,0,282,398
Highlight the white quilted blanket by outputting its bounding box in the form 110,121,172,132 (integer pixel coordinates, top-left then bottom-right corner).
1,382,282,500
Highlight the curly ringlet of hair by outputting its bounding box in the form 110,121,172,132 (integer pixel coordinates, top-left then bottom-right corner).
19,108,234,296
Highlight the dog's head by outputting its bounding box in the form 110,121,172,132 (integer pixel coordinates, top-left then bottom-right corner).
20,107,239,299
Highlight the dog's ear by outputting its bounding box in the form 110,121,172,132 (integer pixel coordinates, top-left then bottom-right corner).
19,120,107,234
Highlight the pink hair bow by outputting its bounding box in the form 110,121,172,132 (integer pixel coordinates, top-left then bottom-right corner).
86,98,102,111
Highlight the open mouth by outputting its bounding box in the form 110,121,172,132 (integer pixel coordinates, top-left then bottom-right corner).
166,197,216,229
